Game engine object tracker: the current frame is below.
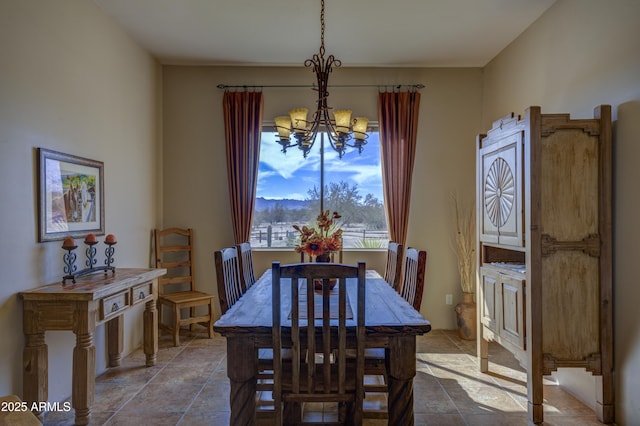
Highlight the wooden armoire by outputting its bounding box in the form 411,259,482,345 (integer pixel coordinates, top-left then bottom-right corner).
476,105,613,424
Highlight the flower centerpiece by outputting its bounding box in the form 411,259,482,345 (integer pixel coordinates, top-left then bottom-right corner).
294,210,343,290
293,210,343,263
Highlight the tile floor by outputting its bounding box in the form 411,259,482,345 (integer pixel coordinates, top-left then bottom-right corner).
41,329,607,425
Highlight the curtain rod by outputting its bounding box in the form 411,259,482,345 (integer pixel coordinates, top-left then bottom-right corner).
217,83,424,90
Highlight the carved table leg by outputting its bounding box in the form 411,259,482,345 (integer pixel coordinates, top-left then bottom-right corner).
387,335,416,426
72,332,95,426
227,336,257,425
107,316,123,367
23,332,47,415
144,298,158,367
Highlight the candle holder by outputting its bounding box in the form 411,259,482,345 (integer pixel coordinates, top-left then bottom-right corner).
61,234,117,284
61,237,78,283
104,235,117,270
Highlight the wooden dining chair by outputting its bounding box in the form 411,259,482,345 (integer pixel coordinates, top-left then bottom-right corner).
383,241,403,290
362,240,402,418
398,247,427,311
154,228,214,346
214,246,244,315
272,261,366,425
361,248,426,419
214,246,276,413
236,241,256,292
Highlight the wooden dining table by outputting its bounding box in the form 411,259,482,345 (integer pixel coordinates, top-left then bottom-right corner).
214,267,431,425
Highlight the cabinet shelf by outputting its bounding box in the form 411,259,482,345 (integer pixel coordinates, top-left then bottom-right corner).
486,262,526,275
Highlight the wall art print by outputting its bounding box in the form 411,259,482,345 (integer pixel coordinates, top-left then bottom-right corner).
38,148,104,242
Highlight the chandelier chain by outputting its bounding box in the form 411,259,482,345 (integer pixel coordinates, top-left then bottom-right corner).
319,0,325,59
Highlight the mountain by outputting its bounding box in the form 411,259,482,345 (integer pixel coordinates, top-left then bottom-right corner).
254,197,311,211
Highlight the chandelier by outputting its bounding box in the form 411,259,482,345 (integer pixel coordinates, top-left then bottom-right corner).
273,0,369,159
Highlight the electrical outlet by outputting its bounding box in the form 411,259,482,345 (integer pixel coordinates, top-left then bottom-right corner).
445,294,453,305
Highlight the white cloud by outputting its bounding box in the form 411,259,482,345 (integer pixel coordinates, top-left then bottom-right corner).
259,137,320,179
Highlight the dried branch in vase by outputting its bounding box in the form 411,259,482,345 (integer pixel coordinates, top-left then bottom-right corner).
453,194,476,294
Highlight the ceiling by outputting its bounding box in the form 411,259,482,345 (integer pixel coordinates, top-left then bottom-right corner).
94,0,556,68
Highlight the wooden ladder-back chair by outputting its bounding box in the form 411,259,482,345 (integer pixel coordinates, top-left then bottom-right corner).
272,261,366,425
361,241,403,419
399,247,427,311
214,247,244,315
154,228,214,346
215,245,275,413
362,247,426,420
236,242,256,292
383,241,403,291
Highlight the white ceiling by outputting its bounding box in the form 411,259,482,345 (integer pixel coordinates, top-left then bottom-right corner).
94,0,556,68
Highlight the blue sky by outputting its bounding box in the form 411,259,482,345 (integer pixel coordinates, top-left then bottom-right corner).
256,131,383,202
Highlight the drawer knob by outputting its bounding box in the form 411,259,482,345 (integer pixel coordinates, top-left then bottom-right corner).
111,302,119,312
139,291,146,300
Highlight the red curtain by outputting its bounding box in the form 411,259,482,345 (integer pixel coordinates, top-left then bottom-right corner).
223,91,264,244
378,90,421,247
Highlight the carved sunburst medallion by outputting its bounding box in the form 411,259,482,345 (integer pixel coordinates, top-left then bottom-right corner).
484,157,515,227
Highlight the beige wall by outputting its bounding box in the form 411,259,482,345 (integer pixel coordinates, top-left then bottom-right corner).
162,66,483,323
482,0,640,424
0,0,161,402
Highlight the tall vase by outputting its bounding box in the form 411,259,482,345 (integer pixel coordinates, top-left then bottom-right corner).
455,292,477,340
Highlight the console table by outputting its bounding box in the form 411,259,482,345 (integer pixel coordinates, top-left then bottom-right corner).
20,268,166,425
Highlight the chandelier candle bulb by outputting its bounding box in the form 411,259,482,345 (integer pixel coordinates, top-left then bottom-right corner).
352,117,369,140
333,109,352,134
289,108,309,133
274,116,292,139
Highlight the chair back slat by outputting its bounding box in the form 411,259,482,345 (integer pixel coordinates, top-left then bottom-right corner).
236,242,256,292
384,241,404,290
399,247,427,311
272,261,366,425
214,247,243,314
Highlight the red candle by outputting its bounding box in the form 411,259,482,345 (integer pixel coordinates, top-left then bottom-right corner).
105,234,117,244
84,233,97,244
62,237,76,250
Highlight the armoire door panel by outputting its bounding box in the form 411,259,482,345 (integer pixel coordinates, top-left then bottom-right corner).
479,131,524,247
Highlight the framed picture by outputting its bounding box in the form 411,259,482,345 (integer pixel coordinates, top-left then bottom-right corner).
38,148,104,242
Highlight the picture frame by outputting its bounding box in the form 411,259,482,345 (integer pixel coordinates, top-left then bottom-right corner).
38,148,105,242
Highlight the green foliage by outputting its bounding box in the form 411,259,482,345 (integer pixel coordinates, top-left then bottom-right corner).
305,180,386,230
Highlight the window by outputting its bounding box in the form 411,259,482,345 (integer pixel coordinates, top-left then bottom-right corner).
251,127,388,249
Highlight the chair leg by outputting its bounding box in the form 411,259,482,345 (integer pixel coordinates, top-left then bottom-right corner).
207,303,214,338
190,307,196,332
172,307,180,346
284,402,302,424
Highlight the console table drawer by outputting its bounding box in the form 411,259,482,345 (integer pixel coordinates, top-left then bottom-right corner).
131,282,153,305
101,290,130,321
